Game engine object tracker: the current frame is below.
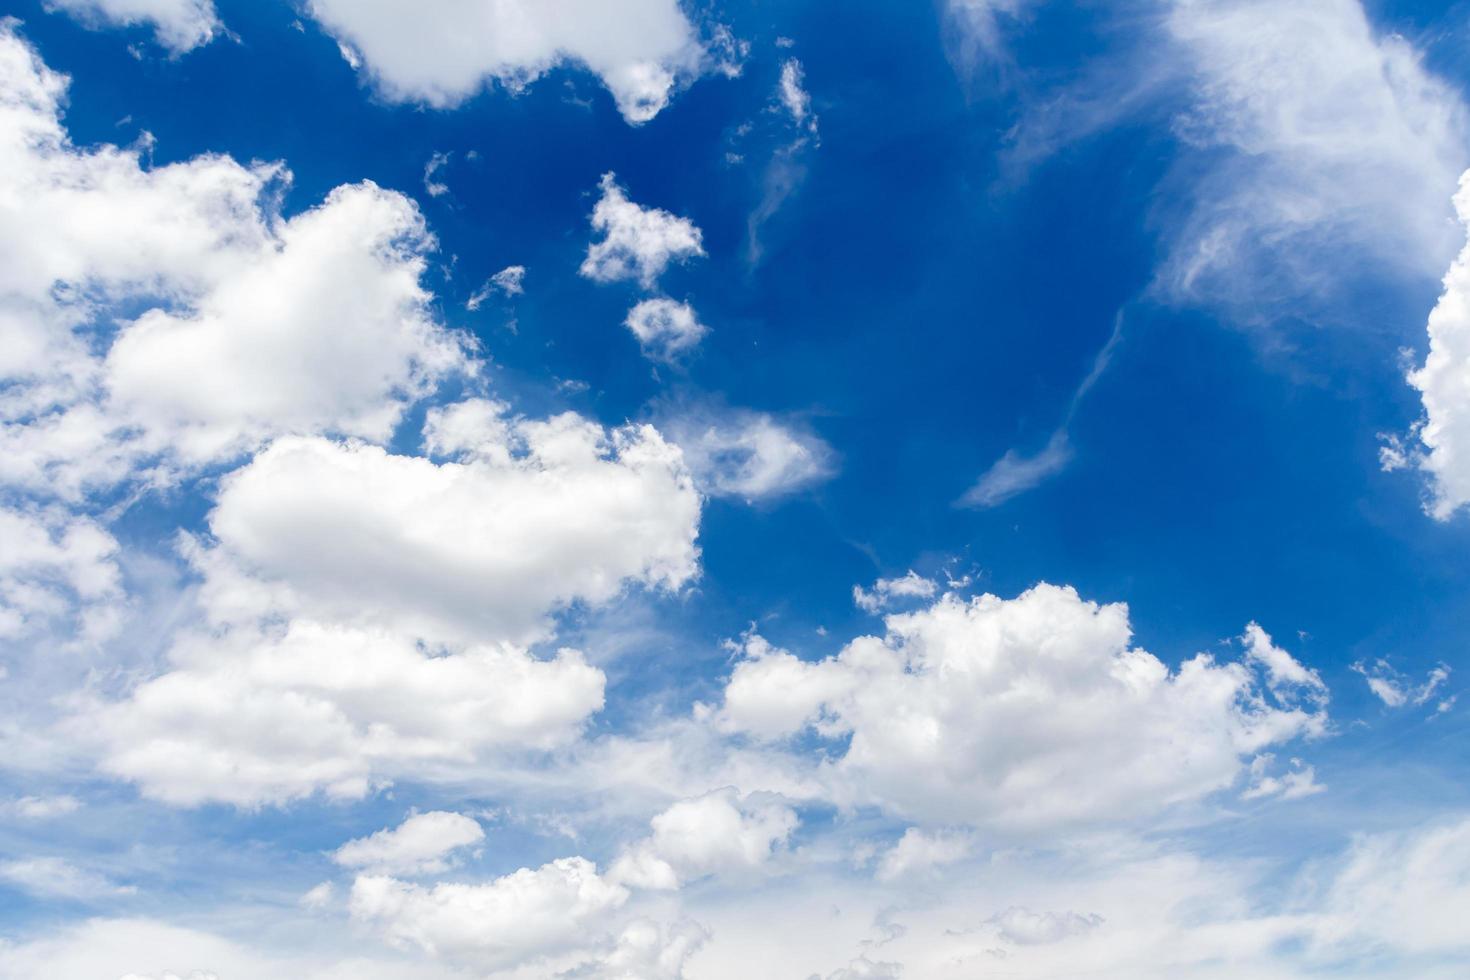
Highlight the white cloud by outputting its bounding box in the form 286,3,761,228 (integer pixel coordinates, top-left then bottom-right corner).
608,788,798,890
875,827,973,881
300,882,335,911
422,151,450,197
1241,621,1327,702
96,619,607,806
1240,754,1324,801
0,25,471,497
93,404,700,806
960,431,1072,508
943,0,1034,72
0,917,452,980
580,173,704,288
1315,816,1470,958
333,811,485,876
662,407,834,501
492,264,526,295
199,412,700,648
988,905,1103,946
302,0,716,123
1158,0,1469,308
624,298,708,362
2,794,81,819
0,856,135,900
778,59,816,132
853,571,938,614
466,264,526,310
0,507,121,644
349,856,628,969
716,585,1327,830
1351,658,1451,709
44,0,221,53
1402,170,1470,518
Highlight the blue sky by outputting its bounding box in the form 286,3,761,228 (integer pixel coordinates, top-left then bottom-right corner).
2,0,1470,977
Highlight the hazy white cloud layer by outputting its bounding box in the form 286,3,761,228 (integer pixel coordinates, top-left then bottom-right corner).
1157,0,1470,308
303,0,716,123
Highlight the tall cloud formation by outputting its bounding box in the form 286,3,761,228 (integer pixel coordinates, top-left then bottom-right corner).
302,0,724,123
717,584,1327,830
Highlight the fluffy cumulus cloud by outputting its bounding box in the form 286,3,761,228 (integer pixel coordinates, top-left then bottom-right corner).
349,856,628,969
0,24,470,498
202,410,699,647
580,173,705,288
624,298,708,362
661,407,834,500
44,0,221,53
716,584,1327,830
608,788,799,890
1398,171,1470,518
96,619,607,806
302,0,719,123
94,403,701,806
333,811,485,876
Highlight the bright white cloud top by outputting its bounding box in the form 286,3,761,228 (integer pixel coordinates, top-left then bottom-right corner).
45,0,220,52
302,0,720,123
717,585,1326,830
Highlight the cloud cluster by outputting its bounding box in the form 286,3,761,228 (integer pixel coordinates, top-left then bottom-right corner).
0,23,470,498
717,584,1327,830
95,406,700,806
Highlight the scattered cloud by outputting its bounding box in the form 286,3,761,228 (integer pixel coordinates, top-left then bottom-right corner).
581,173,705,288
1352,658,1452,709
44,0,221,53
608,788,798,890
333,811,484,876
661,405,835,501
625,298,708,363
853,571,938,614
